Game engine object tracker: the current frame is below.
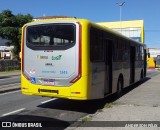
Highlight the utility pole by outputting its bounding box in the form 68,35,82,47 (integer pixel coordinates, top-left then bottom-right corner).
116,2,125,33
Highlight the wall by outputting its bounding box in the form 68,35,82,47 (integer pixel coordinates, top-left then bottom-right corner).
0,60,20,71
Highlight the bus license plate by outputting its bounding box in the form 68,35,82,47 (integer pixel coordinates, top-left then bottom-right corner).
42,79,55,86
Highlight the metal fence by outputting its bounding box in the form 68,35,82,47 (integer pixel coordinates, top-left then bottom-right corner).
0,60,20,71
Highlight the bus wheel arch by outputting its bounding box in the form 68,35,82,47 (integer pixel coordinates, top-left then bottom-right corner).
117,74,124,97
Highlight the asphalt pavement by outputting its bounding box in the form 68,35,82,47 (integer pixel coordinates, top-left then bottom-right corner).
0,71,20,93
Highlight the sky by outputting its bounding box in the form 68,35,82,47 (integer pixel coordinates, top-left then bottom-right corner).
0,0,160,48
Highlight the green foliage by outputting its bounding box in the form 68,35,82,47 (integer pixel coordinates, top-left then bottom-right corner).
0,10,33,57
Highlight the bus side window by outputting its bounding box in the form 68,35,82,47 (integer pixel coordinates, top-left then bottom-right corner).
90,28,104,62
123,42,129,61
117,39,124,61
113,39,118,61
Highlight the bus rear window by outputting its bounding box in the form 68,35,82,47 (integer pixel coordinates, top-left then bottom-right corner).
26,23,75,50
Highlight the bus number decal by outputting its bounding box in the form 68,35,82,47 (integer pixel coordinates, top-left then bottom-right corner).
60,70,68,74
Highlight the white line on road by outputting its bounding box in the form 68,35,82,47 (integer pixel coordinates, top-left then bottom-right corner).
0,90,21,96
2,108,25,117
41,98,56,104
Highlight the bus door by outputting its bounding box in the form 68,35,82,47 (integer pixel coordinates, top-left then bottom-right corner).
130,46,136,84
104,39,112,95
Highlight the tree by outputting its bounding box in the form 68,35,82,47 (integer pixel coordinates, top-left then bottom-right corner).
0,10,33,57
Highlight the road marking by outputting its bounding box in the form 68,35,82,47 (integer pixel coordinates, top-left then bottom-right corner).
0,90,21,96
41,98,56,104
2,108,25,117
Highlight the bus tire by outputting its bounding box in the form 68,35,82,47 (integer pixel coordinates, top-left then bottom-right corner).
117,75,123,97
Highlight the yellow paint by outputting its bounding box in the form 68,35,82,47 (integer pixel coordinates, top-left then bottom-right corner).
21,74,89,100
147,57,155,68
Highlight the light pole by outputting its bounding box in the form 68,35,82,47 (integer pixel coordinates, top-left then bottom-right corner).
116,2,125,33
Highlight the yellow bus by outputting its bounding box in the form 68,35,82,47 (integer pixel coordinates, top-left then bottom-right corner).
21,17,147,100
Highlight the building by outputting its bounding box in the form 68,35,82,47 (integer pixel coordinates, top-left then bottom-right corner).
97,20,144,43
148,48,160,58
97,20,157,68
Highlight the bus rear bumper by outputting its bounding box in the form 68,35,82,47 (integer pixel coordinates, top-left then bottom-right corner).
21,75,90,100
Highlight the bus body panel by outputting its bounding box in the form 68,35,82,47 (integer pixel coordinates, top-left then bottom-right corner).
24,44,77,86
90,63,105,99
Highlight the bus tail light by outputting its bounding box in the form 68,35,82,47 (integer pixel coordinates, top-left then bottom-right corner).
70,22,82,83
71,92,81,94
